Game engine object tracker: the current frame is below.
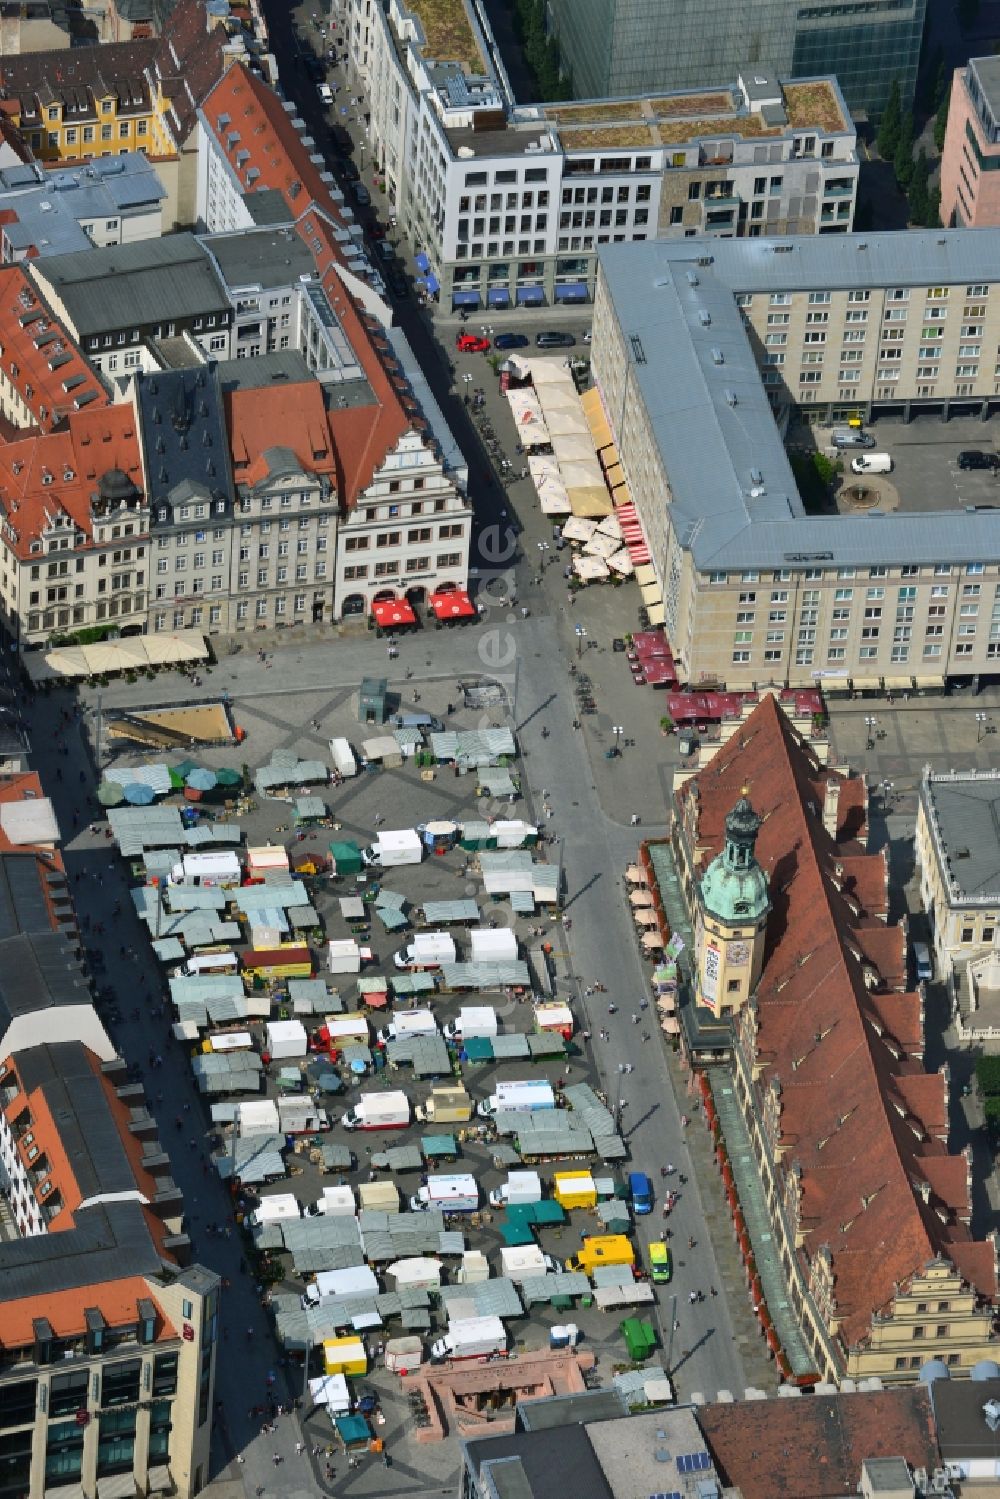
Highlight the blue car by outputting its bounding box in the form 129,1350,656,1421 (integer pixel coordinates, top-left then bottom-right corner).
493,333,529,350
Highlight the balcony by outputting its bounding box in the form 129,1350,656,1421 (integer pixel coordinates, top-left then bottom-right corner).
823,183,854,198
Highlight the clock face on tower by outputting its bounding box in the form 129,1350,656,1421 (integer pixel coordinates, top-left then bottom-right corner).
728,941,750,967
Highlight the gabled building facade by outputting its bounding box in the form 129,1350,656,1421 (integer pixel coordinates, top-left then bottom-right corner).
672,695,999,1384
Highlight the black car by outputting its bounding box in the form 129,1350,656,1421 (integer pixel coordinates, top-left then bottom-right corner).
535,331,576,348
303,56,325,81
958,449,1000,471
339,158,360,182
493,333,529,350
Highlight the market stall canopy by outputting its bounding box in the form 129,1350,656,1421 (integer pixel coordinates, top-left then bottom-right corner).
574,555,610,582
505,386,549,448
630,889,654,907
186,767,218,791
625,865,648,884
608,548,634,575
429,588,475,620
124,782,156,806
98,781,125,807
561,516,597,544
371,598,416,628
580,386,613,450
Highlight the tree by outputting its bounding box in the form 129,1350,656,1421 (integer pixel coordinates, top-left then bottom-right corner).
919,45,943,112
877,79,902,158
933,56,949,110
925,184,942,227
893,111,915,188
934,83,951,153
908,148,930,224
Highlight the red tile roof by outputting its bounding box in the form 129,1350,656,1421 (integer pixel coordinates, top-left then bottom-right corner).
679,695,996,1353
0,404,142,561
201,67,423,505
225,377,336,487
0,1276,176,1347
0,264,107,433
698,1387,939,1499
201,63,344,227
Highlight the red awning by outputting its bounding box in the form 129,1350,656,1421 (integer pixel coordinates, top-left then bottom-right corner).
642,661,677,686
632,630,671,660
668,692,711,722
371,598,417,627
429,588,475,620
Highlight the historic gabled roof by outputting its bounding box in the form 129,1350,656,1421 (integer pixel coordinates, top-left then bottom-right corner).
678,695,996,1349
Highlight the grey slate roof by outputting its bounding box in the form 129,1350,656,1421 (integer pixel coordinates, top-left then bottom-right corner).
0,852,91,1033
32,232,230,335
597,231,1000,570
136,363,234,511
922,771,1000,901
201,225,315,290
15,1041,137,1200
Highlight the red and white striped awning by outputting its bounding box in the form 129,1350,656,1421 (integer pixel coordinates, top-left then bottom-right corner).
614,500,651,565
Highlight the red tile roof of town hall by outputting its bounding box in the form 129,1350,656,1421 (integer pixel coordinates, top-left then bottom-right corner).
678,694,997,1352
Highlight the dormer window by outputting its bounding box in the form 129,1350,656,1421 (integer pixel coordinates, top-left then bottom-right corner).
157,507,167,522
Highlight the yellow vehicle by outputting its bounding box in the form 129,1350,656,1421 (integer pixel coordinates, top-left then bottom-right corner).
563,1233,635,1275
553,1171,597,1211
648,1241,673,1283
242,944,313,980
416,1085,473,1123
323,1337,367,1376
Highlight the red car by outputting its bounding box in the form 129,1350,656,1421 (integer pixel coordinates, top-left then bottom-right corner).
456,333,490,353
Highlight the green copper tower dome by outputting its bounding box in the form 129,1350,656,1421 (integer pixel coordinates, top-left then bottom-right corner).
700,791,770,927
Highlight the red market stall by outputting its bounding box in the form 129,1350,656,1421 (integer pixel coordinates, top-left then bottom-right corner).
429,588,476,625
631,630,672,659
780,688,826,717
371,598,417,631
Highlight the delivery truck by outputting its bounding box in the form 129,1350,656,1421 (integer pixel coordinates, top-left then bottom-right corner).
393,931,456,970
305,1185,356,1217
469,927,518,963
341,1090,410,1131
309,1013,370,1056
488,1170,542,1209
329,737,358,778
499,1244,559,1283
553,1171,597,1211
250,1193,301,1227
409,1173,479,1213
415,1084,473,1123
442,1006,498,1042
362,829,422,868
534,1001,574,1040
377,1009,438,1045
430,1315,508,1363
179,949,239,977
301,1265,379,1309
327,939,362,975
563,1234,635,1275
358,1179,400,1213
169,850,241,887
477,1080,556,1119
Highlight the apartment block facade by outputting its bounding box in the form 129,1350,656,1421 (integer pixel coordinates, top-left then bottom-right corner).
349,0,856,312
592,232,1000,695
940,57,1000,230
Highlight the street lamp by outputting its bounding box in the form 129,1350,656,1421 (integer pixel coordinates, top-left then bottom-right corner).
864,714,878,751
575,625,587,659
977,711,990,743
612,724,624,756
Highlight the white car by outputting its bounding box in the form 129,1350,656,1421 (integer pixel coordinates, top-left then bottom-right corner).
317,82,333,105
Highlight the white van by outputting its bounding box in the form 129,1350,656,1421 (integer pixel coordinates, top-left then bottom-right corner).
181,949,239,977
851,453,893,474
913,941,933,982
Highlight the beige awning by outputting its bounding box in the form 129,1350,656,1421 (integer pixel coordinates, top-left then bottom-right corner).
45,1485,85,1499
630,889,654,907
640,581,662,605
611,481,633,506
97,1475,137,1499
661,1016,681,1033
646,603,666,626
641,931,664,949
850,675,883,691
625,864,648,884
634,564,658,588
634,908,659,927
604,461,625,488
147,1467,173,1495
883,675,914,690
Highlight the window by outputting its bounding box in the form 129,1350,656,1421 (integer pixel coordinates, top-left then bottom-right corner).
101,1359,142,1408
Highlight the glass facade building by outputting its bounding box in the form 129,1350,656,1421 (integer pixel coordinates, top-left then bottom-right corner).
547,0,927,118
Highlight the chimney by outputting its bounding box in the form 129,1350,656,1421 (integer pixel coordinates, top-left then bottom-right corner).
822,778,839,839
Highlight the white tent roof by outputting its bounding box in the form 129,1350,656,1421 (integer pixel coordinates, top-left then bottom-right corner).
0,797,59,845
